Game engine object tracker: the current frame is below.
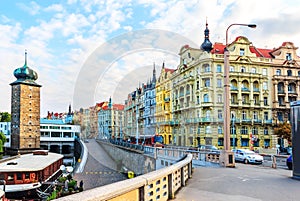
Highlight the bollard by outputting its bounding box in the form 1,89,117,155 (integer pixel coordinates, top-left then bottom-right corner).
272,155,277,169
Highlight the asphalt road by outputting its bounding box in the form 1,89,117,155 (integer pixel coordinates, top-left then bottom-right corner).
73,139,127,190
173,163,300,201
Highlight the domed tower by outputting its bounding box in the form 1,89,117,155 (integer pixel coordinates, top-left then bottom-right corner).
200,20,213,52
9,51,42,153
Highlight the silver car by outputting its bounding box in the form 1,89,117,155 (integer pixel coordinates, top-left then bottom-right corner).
234,149,263,164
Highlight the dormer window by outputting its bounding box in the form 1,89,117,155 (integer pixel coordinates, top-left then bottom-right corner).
240,48,245,56
286,53,292,61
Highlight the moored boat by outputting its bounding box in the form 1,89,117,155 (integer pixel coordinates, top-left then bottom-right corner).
0,150,63,200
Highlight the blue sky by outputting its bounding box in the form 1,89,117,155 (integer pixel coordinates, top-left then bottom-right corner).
1,0,300,116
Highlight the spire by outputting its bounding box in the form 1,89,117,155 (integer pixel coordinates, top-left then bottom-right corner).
108,97,112,109
152,62,156,83
25,49,27,66
200,18,213,52
68,103,71,115
162,61,165,69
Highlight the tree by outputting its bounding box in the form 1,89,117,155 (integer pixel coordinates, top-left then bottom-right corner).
0,132,6,153
0,112,11,122
274,122,291,143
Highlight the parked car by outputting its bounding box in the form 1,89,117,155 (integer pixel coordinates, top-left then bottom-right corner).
287,154,293,170
234,149,263,164
199,145,219,153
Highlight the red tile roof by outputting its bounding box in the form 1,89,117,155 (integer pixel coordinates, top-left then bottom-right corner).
113,104,124,110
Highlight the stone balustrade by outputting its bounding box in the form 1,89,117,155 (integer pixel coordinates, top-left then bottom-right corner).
55,154,193,201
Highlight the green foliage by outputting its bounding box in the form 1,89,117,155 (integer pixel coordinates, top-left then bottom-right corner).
274,122,292,142
47,190,57,200
0,112,11,122
58,176,67,183
0,132,6,153
68,180,77,188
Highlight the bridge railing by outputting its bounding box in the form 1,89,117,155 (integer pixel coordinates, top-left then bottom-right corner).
55,154,193,201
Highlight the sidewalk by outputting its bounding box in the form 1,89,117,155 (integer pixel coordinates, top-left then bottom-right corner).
173,164,300,201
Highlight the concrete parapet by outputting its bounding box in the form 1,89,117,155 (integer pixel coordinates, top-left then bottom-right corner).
55,154,193,201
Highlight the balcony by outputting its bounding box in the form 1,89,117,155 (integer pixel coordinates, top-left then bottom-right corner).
241,87,250,92
231,86,238,91
253,119,262,124
241,119,252,123
253,88,259,92
264,119,272,124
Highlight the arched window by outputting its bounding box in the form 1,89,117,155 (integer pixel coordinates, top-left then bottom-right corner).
287,70,292,76
241,66,246,73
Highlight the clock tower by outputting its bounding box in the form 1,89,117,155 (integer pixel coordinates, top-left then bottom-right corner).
9,51,41,154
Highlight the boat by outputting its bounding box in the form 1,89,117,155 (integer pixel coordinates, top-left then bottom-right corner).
0,150,64,200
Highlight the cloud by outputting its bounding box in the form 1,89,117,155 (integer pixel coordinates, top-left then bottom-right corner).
17,1,41,16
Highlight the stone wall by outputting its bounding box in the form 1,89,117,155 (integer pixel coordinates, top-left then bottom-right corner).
97,141,156,175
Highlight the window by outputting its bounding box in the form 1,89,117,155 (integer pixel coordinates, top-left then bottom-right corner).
196,96,200,104
229,66,234,72
264,97,268,106
218,110,222,119
241,66,246,73
252,127,258,135
262,68,267,75
217,64,222,73
264,127,268,135
17,173,22,180
203,94,209,102
276,69,281,75
287,70,292,76
204,78,210,87
277,112,283,121
217,94,222,103
206,110,211,118
263,82,268,90
7,174,14,182
206,126,212,134
196,81,199,90
204,64,210,72
218,126,222,134
240,48,245,56
286,53,292,60
251,67,256,73
217,79,222,88
298,71,300,77
264,112,268,120
241,126,248,134
242,111,247,120
253,111,258,120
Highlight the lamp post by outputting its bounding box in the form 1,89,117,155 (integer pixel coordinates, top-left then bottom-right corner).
222,23,256,166
224,23,256,151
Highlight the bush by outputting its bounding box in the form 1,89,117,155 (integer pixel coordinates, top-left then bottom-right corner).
59,176,67,183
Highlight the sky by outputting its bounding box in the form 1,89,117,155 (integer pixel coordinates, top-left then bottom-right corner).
1,0,300,117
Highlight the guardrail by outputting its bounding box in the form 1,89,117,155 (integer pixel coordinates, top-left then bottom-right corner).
55,154,193,201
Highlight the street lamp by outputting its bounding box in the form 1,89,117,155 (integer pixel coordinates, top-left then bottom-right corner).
222,23,256,166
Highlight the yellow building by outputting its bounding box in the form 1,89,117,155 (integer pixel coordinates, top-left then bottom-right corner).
170,23,276,150
155,63,175,144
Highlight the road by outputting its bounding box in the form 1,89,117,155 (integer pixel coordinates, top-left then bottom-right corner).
173,163,300,201
73,139,127,190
